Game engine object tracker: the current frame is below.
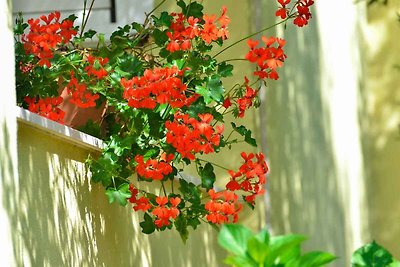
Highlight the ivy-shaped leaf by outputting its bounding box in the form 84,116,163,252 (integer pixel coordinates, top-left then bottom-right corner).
177,0,203,19
231,122,257,147
218,62,234,77
152,11,173,27
140,213,156,234
199,162,216,190
152,28,169,46
178,178,201,205
351,241,394,267
195,75,224,104
105,183,131,206
174,215,189,243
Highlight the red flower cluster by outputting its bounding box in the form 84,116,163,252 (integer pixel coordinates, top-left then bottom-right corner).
128,184,152,212
201,6,230,44
22,11,77,67
294,0,314,27
134,153,174,181
245,36,286,80
66,72,100,108
226,152,269,205
24,96,65,123
121,66,197,109
84,55,109,79
205,189,242,224
166,13,200,52
237,77,258,118
165,6,230,52
275,0,315,27
165,113,224,160
152,196,181,228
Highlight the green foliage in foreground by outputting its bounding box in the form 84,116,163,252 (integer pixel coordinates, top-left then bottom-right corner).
218,224,336,267
352,241,400,267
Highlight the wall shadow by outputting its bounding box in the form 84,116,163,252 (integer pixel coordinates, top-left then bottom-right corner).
259,2,349,266
1,123,226,267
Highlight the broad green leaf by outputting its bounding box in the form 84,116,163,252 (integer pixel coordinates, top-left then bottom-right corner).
178,178,201,204
199,163,216,190
105,183,131,206
153,28,168,46
83,29,97,39
299,251,337,266
174,215,189,243
177,0,203,19
152,11,173,27
268,235,307,265
218,62,234,77
187,217,201,230
195,85,212,104
351,241,394,267
255,228,270,245
140,213,155,234
218,224,254,256
244,131,257,147
231,122,257,147
389,260,400,267
247,236,269,264
224,255,257,267
207,75,224,103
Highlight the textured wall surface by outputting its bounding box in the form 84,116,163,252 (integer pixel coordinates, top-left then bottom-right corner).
364,1,400,258
0,0,18,265
13,123,227,267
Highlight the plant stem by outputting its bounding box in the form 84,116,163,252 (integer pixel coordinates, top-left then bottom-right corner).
212,18,290,59
80,0,96,38
197,158,230,171
145,0,168,23
161,181,167,196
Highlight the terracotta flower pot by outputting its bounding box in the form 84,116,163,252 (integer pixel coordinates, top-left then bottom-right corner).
58,87,107,129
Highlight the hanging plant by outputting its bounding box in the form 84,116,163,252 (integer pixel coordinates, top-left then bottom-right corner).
14,0,315,241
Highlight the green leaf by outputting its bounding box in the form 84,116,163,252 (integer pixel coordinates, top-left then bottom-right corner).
152,11,173,27
207,75,224,103
224,255,257,267
187,217,201,230
174,215,189,243
178,179,201,205
105,183,131,206
153,28,168,46
244,131,257,147
177,0,204,18
218,224,254,256
231,122,257,147
107,135,136,156
299,251,337,267
117,54,142,78
83,29,97,39
199,163,216,190
195,75,224,104
351,241,394,267
389,260,400,267
218,62,234,77
268,235,307,265
140,213,156,234
247,236,269,264
64,14,78,22
131,22,143,32
255,228,270,244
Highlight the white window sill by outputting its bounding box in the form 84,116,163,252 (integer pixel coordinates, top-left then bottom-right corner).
16,106,104,152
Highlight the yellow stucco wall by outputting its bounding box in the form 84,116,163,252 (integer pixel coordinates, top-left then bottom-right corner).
14,122,229,267
364,1,400,257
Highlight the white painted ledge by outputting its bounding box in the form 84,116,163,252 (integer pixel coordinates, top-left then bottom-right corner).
16,106,104,152
15,106,216,190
